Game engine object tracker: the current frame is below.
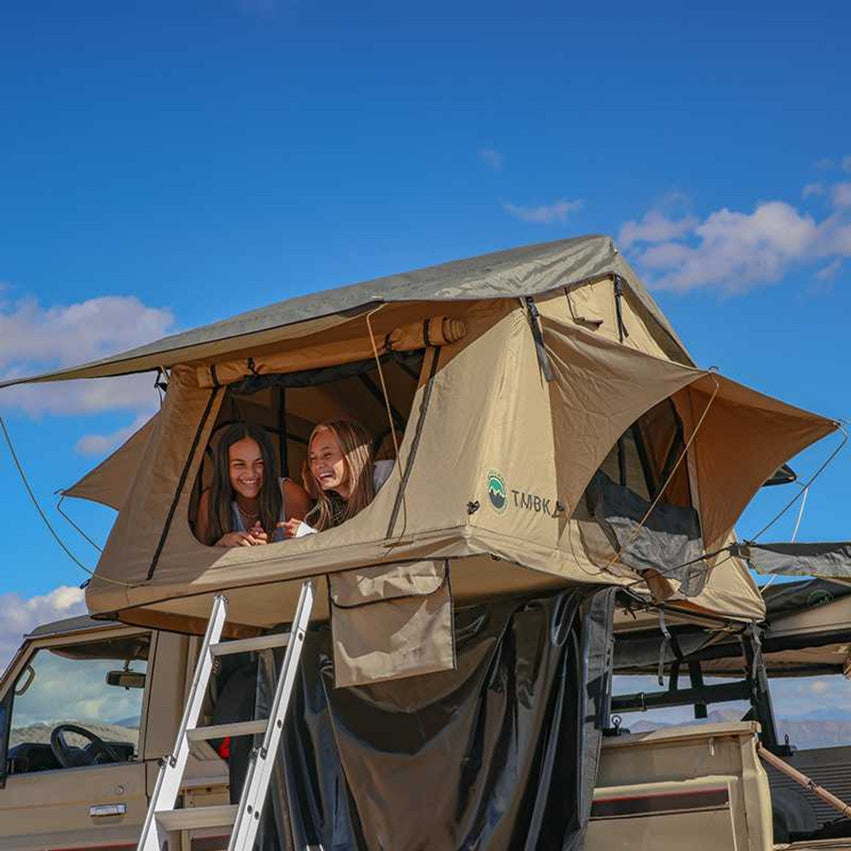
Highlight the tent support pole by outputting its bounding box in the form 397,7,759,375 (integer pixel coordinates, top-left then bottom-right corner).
688,662,708,719
743,625,780,751
611,679,750,713
277,387,288,478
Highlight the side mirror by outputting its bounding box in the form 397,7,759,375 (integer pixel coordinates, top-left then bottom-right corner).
106,670,146,690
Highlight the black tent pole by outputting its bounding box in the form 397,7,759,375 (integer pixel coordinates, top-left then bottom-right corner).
277,387,288,478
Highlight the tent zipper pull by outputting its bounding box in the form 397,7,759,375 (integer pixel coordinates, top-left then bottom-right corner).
523,297,554,382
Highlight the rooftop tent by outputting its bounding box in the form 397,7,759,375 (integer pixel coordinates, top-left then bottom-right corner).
15,236,834,639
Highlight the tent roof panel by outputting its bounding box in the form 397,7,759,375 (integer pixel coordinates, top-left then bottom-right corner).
0,236,690,387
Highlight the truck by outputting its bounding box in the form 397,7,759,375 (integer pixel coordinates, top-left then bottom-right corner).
2,575,849,850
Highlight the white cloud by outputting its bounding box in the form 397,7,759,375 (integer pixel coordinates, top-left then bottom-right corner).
0,586,86,674
3,374,161,418
619,210,698,249
623,183,851,294
802,182,825,198
0,295,173,373
75,412,152,456
478,148,505,172
0,295,173,417
503,198,583,225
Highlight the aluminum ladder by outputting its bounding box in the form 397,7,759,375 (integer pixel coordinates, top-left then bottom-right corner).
137,580,314,851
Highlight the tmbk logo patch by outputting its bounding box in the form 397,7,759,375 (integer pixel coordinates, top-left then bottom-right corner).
487,470,507,512
486,469,560,517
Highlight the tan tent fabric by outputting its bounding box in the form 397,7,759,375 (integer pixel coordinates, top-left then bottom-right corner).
63,279,680,514
62,414,158,510
613,550,767,627
673,376,837,552
657,541,766,622
76,299,831,634
194,305,472,389
537,279,677,362
91,364,226,607
329,560,455,688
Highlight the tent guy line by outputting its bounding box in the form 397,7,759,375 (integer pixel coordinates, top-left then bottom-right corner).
746,423,847,544
0,417,133,588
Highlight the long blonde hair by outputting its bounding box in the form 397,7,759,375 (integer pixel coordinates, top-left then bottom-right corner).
305,420,376,531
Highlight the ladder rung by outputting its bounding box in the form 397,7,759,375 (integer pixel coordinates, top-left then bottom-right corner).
187,720,267,741
210,633,289,656
156,804,237,830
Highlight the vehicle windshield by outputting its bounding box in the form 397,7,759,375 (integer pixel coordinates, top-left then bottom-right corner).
3,633,149,775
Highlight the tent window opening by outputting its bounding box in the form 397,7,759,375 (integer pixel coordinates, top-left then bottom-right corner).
585,398,706,595
597,398,692,510
188,351,425,546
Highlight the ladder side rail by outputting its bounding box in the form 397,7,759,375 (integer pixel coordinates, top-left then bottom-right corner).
137,594,229,851
229,581,315,851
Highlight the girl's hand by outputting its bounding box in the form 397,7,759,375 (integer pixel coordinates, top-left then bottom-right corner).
277,518,302,539
216,530,266,547
249,521,268,544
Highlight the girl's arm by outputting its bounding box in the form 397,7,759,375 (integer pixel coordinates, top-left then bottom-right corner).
197,489,264,546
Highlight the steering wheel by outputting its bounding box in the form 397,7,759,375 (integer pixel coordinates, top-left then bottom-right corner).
49,723,122,768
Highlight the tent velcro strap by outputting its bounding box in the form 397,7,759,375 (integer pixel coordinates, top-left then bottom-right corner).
385,316,466,352
657,609,672,686
209,364,220,388
524,297,554,382
613,275,630,342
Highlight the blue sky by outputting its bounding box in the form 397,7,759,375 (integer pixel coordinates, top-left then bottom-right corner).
0,0,850,655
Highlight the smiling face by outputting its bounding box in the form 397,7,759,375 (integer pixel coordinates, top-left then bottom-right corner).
309,427,351,499
227,437,265,501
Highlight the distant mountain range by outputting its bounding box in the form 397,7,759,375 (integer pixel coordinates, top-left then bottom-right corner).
10,721,139,748
628,709,851,750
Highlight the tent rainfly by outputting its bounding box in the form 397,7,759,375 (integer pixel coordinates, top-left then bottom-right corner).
6,236,838,686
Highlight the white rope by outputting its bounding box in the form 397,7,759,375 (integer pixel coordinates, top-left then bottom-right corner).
364,305,408,536
790,485,809,543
